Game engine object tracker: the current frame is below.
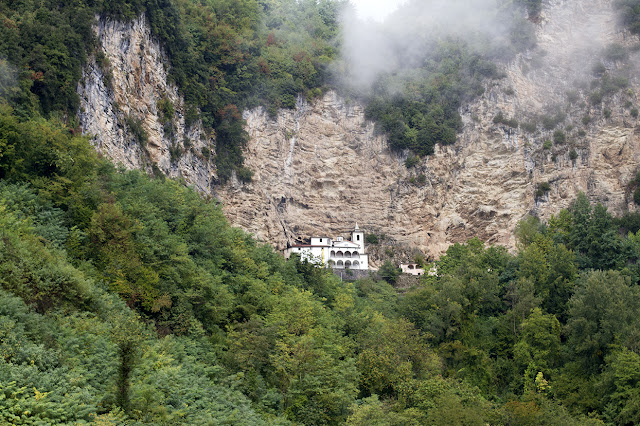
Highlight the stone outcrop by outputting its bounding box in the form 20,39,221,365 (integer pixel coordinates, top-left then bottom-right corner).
78,0,640,261
216,0,640,260
78,15,216,193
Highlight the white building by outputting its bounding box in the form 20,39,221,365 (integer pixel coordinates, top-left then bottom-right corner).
400,263,425,276
284,224,369,270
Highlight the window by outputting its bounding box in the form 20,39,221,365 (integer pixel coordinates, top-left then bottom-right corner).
320,238,323,242
357,235,360,241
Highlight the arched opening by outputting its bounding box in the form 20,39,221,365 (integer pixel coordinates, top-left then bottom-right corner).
353,251,359,257
330,250,336,258
345,260,352,269
328,260,335,267
337,260,344,268
344,251,351,258
408,264,414,269
336,251,343,258
353,260,360,269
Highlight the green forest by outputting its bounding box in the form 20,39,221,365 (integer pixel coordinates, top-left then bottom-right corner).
5,96,640,423
2,0,640,424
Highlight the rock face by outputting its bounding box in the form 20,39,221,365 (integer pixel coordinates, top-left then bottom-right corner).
78,15,216,193
79,0,640,260
217,0,640,259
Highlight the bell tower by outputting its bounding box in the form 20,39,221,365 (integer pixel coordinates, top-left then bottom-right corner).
352,223,365,250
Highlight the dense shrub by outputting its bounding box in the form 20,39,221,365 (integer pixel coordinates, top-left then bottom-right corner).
405,155,420,168
553,130,566,144
493,112,519,128
536,181,551,198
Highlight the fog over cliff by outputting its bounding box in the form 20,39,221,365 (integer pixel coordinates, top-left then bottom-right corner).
338,0,527,92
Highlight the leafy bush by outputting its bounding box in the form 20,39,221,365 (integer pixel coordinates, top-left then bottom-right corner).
521,122,537,133
157,97,175,138
235,166,254,183
379,260,402,285
592,62,607,76
589,91,604,105
405,155,420,168
366,234,379,245
169,142,182,163
566,90,579,104
124,114,148,146
541,112,566,130
493,112,519,128
536,181,551,198
553,130,566,144
604,43,628,61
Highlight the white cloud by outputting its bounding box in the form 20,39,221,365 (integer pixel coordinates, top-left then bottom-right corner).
350,0,408,22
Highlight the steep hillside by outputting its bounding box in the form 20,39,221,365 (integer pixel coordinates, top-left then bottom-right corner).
73,0,640,259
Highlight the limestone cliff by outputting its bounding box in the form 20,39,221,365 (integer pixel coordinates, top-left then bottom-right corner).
78,0,640,261
216,0,640,260
78,15,216,193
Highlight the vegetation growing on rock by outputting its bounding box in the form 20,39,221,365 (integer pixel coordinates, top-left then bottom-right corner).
3,1,640,422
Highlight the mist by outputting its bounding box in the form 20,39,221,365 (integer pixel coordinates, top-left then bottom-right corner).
0,58,18,100
337,0,531,93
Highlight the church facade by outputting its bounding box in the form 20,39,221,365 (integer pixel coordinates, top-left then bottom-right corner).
284,224,369,270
